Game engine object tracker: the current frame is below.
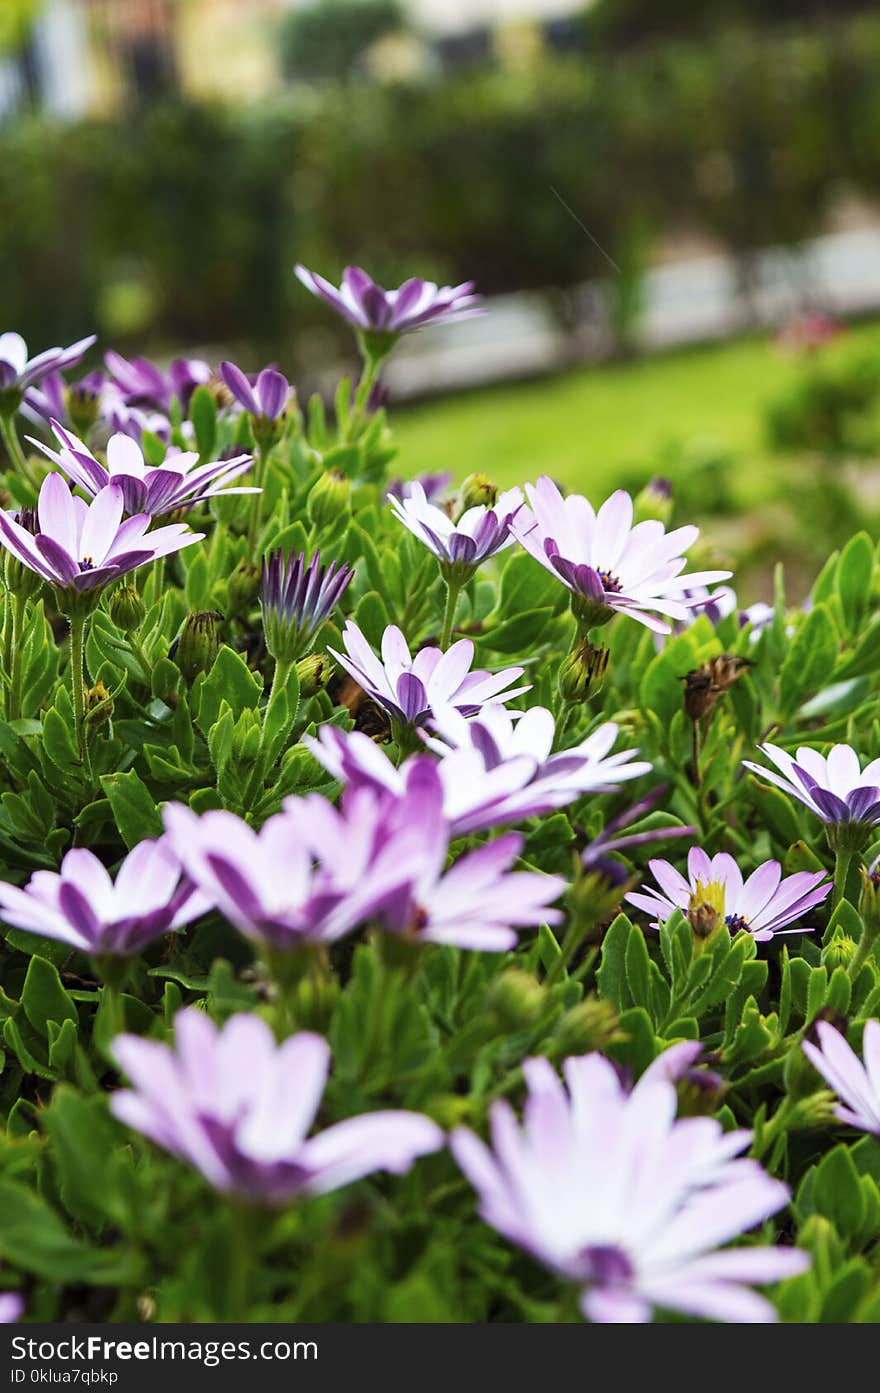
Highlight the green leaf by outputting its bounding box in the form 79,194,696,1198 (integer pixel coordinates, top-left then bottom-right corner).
21,955,77,1036
190,384,218,459
355,590,392,648
778,604,839,719
193,645,262,729
836,531,873,634
624,926,652,1013
0,1177,139,1284
813,1145,866,1239
101,769,163,850
42,1087,129,1228
596,913,632,1012
479,608,556,654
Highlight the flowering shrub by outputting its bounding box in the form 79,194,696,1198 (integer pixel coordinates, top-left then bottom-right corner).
0,269,879,1326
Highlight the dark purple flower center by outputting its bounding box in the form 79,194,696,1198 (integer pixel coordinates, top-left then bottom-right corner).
79,557,95,572
574,1244,634,1286
725,913,750,933
597,570,622,594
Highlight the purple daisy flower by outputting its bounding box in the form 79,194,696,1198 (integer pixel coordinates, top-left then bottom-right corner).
289,758,565,951
23,368,106,430
295,264,481,339
451,1050,808,1323
0,840,210,958
387,472,453,506
0,1293,23,1323
329,622,529,729
388,481,523,580
219,362,291,422
110,1009,443,1204
162,789,424,951
802,1020,880,1136
104,351,210,414
580,784,696,871
0,331,96,398
261,548,353,663
0,472,203,596
626,847,830,942
307,708,651,837
743,744,880,841
509,478,731,634
28,421,256,517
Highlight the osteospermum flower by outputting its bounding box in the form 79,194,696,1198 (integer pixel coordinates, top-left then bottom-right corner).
0,1293,22,1323
23,368,105,431
110,1009,443,1203
0,331,96,398
105,350,210,414
307,708,651,836
743,744,880,846
289,758,566,951
295,264,481,340
802,1020,880,1136
162,789,423,950
28,421,256,517
510,478,731,634
219,362,291,423
388,481,523,580
261,548,353,664
0,473,203,598
0,841,209,958
451,1051,809,1323
387,471,452,505
329,622,528,729
626,847,830,942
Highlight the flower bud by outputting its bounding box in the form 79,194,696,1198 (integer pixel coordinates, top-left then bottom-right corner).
308,470,350,530
682,654,751,721
822,935,857,972
295,652,331,699
676,1066,726,1118
84,679,113,727
66,384,102,437
457,473,498,514
486,968,546,1032
547,995,621,1058
176,611,220,682
226,559,260,619
570,857,630,934
858,860,880,940
110,584,146,633
232,708,262,763
3,508,43,600
633,476,673,526
557,640,609,705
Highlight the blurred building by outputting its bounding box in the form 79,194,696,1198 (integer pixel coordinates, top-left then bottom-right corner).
0,0,590,119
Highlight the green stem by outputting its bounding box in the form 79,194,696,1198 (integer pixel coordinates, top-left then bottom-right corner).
848,925,878,982
6,592,27,721
243,655,295,811
247,446,267,556
0,414,40,491
68,611,93,781
439,578,462,650
831,847,853,915
344,351,386,443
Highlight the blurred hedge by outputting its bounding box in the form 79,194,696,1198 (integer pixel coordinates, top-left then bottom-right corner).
4,17,880,369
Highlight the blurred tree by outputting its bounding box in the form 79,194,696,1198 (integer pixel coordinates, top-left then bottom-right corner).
582,0,875,48
280,0,404,81
0,0,43,55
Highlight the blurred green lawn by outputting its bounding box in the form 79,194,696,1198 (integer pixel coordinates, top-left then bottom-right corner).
393,320,880,504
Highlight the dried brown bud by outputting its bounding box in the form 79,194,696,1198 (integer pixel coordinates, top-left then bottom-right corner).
682,653,751,721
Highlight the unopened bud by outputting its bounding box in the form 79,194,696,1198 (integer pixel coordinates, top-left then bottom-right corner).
110,584,146,633
676,1066,726,1117
822,935,857,972
84,679,113,727
548,996,621,1058
486,968,546,1031
3,508,43,599
682,654,751,721
571,857,630,934
457,473,498,514
226,559,260,618
858,860,880,939
176,611,220,682
633,476,673,525
558,641,609,705
66,385,101,437
295,652,331,699
308,470,350,529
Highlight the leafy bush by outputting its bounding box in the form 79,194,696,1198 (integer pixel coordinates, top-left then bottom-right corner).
0,276,879,1323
